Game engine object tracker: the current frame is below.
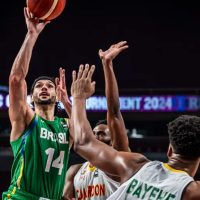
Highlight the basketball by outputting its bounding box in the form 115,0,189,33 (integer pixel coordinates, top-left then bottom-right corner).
27,0,66,21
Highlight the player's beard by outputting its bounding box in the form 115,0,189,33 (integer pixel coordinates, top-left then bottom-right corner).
34,95,56,105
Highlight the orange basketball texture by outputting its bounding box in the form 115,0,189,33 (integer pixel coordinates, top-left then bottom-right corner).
27,0,66,21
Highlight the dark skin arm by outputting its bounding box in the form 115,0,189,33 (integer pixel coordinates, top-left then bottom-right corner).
182,181,200,200
62,164,82,200
63,41,130,194
99,41,129,152
9,8,49,142
71,64,148,183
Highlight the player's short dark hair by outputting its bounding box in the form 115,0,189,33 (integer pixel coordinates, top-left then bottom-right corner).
168,115,200,158
30,76,56,94
94,119,107,128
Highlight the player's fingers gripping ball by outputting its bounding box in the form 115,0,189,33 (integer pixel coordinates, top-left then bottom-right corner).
27,0,66,21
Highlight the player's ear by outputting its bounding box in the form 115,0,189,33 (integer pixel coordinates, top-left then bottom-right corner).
167,144,173,157
55,94,59,103
30,94,35,108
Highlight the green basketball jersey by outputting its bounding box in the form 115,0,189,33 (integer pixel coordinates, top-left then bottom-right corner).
2,114,70,200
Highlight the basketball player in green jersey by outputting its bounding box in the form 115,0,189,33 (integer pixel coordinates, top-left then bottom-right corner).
2,8,73,200
71,64,200,200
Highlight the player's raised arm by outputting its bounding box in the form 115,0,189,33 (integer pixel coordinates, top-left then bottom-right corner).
55,67,72,118
99,41,129,151
71,64,147,179
9,8,50,141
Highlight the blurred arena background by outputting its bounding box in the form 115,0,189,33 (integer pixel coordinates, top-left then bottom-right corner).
1,0,200,193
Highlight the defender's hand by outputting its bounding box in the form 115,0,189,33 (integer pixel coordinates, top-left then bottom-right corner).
98,41,128,62
56,67,71,105
71,64,96,99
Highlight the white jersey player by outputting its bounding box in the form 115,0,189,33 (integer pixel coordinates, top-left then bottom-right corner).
63,42,130,199
71,62,200,200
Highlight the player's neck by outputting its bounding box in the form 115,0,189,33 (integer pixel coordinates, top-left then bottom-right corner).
35,105,55,121
167,155,200,177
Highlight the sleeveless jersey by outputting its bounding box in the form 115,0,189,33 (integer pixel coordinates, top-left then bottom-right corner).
2,114,70,200
107,161,194,200
74,161,120,200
